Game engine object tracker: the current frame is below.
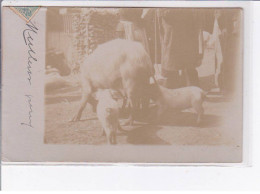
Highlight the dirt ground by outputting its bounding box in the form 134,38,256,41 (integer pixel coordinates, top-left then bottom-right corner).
44,81,242,147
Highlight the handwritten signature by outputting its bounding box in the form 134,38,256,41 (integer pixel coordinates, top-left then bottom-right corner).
23,21,38,85
21,95,33,128
21,21,38,128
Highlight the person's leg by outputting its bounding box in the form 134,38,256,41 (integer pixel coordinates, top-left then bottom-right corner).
160,18,180,89
185,68,199,87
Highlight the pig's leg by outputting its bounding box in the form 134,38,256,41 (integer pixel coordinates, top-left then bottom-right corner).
123,92,138,126
88,94,98,113
119,88,129,113
71,93,90,121
122,99,134,126
141,79,151,114
141,95,150,114
111,131,117,145
102,127,110,145
107,130,117,145
121,98,127,109
71,80,93,122
193,102,204,124
121,78,136,125
121,97,129,112
197,108,204,125
107,132,112,145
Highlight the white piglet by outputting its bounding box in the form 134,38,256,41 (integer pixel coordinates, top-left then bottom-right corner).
149,84,207,124
96,89,121,144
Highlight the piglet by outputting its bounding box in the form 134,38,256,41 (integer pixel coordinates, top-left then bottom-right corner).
149,84,207,124
96,89,121,144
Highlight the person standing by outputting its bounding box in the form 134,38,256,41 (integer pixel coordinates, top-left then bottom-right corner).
214,9,242,97
157,8,214,89
115,8,150,55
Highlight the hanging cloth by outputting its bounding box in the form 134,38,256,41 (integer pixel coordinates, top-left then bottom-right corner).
213,16,223,87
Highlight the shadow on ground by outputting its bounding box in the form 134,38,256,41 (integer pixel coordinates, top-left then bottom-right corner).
124,124,169,145
133,108,221,128
117,109,222,145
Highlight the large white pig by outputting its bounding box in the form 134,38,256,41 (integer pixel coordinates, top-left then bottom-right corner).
71,39,154,125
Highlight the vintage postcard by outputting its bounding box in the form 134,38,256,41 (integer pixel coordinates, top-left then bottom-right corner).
1,1,249,163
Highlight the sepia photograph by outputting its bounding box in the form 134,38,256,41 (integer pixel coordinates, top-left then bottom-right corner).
3,0,260,190
44,7,243,148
